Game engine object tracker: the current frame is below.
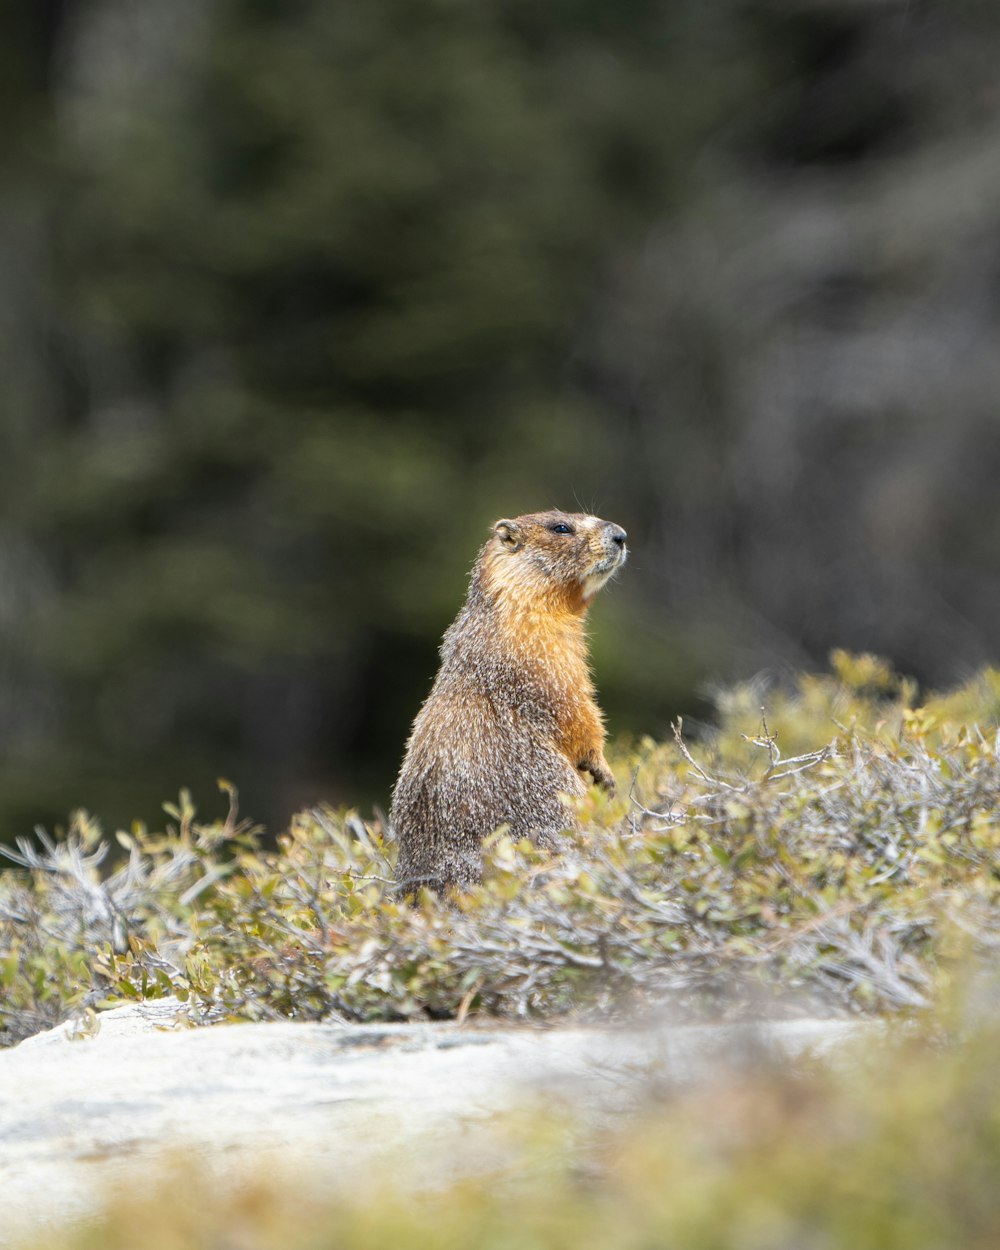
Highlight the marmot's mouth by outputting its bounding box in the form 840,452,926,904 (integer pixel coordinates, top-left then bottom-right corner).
581,547,627,600
589,548,628,577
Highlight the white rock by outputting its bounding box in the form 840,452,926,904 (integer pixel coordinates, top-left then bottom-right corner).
0,1001,871,1246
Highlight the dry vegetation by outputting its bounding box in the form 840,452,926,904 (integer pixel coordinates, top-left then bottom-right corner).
6,653,1000,1248
3,653,1000,1045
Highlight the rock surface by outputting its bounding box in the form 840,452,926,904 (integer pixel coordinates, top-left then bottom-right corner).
0,1001,870,1246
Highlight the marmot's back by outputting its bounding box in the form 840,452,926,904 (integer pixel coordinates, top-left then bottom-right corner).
391,510,627,892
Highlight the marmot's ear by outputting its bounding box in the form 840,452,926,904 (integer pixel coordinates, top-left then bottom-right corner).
494,519,522,550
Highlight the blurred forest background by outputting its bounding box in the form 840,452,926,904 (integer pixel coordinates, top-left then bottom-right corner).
1,0,999,841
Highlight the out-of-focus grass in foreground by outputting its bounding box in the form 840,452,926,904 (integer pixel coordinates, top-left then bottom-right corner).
18,1005,1000,1250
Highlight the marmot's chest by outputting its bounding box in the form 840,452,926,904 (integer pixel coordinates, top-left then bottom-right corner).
472,652,590,731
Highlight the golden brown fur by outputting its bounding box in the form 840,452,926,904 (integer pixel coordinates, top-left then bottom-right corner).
390,509,627,892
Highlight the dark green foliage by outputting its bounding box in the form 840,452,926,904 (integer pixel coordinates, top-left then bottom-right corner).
0,1,753,835
2,1,1000,839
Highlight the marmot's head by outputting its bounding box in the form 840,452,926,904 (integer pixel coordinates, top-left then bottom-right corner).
485,510,627,610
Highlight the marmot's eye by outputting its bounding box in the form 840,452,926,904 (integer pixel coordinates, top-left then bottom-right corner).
549,522,574,535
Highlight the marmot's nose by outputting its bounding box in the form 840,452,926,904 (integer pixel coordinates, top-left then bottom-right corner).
608,525,627,547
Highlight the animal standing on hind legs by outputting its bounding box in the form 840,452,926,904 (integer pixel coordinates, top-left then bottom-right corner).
390,509,628,893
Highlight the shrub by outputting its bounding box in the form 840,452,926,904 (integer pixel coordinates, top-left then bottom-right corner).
3,657,1000,1046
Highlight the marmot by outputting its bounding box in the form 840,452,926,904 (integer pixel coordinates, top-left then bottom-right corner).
390,509,628,892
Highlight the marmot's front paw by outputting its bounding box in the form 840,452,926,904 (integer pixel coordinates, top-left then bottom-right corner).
584,761,617,793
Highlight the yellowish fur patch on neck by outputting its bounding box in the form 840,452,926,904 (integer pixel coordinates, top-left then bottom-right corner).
479,550,588,695
482,546,586,617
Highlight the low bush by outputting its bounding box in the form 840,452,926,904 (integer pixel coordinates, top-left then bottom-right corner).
3,655,1000,1045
